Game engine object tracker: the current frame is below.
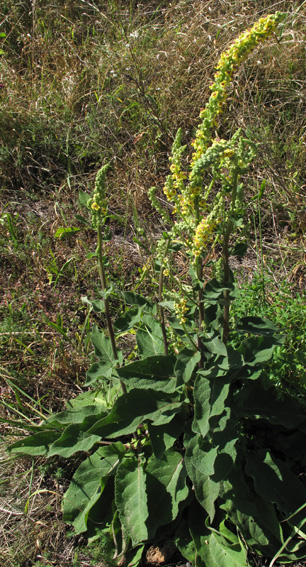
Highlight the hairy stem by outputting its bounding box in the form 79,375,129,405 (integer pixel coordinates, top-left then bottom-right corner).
222,169,239,345
97,223,127,395
158,269,169,356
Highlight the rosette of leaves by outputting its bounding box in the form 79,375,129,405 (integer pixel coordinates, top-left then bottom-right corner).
8,285,306,566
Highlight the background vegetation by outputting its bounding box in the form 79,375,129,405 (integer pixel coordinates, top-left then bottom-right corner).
0,1,305,566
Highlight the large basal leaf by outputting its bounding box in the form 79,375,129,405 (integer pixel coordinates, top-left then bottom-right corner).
199,530,248,567
47,425,102,457
185,433,220,522
145,448,189,538
63,443,126,534
8,430,61,456
136,315,165,356
220,466,283,556
117,355,177,393
88,389,183,438
175,518,197,563
202,335,228,360
189,498,247,567
46,404,108,427
193,371,230,437
246,450,306,525
115,455,149,546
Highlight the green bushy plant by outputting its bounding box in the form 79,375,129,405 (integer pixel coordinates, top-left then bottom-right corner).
233,273,306,401
8,13,306,567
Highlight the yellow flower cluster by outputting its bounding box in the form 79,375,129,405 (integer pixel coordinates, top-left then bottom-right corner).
192,216,216,258
151,13,283,265
163,129,187,206
89,164,109,227
174,297,189,325
191,13,282,163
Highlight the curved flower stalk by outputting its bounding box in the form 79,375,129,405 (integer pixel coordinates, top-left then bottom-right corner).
149,12,283,351
155,12,283,261
191,13,283,163
89,164,127,394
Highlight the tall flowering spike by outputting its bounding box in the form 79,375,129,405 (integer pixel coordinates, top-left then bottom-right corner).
192,215,216,259
89,163,110,228
163,128,187,207
191,12,283,163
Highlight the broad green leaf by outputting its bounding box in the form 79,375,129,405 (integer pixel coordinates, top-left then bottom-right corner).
54,226,82,238
148,410,187,459
185,433,219,521
46,404,107,427
175,348,201,385
150,397,184,426
117,355,177,393
175,518,197,562
78,190,91,207
146,448,189,537
63,443,125,533
47,425,101,457
65,389,110,408
114,307,143,333
199,531,248,567
86,325,122,385
237,383,306,428
8,430,61,456
220,466,282,555
203,278,235,301
158,300,175,311
91,324,118,364
123,292,153,308
203,335,228,359
188,498,212,566
136,315,165,356
246,450,306,523
126,545,145,566
242,335,282,367
81,296,105,314
193,372,230,437
85,360,113,386
88,389,182,438
190,499,247,567
237,316,279,336
115,455,148,545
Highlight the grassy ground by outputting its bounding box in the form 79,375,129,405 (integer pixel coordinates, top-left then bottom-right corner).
0,0,306,565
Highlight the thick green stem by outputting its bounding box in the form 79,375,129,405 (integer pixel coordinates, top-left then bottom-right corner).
222,169,239,345
222,232,231,346
97,223,127,395
194,195,205,367
158,269,169,356
196,257,205,367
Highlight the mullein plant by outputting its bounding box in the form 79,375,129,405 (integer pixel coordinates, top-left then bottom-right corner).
11,13,306,567
149,13,282,347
